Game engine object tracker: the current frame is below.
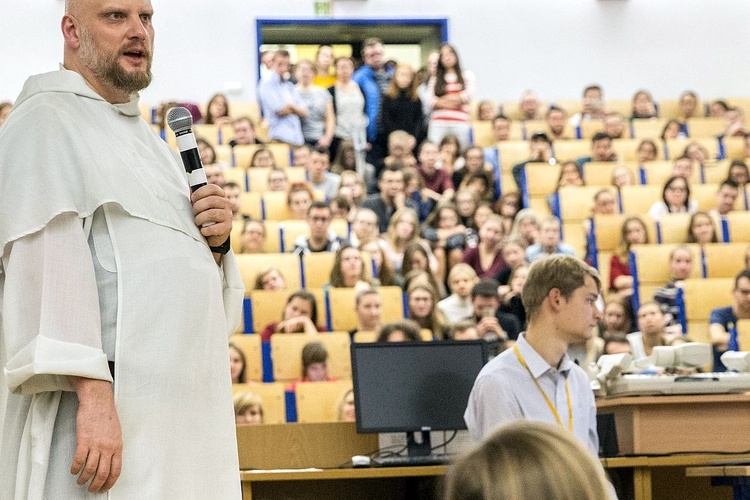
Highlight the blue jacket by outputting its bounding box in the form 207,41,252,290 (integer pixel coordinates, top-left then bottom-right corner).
352,65,391,142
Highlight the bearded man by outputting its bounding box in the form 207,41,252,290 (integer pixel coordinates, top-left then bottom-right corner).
0,1,244,498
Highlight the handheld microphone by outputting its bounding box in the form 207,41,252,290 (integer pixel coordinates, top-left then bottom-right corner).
166,106,208,193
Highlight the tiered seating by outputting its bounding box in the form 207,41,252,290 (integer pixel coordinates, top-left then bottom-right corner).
270,332,352,382
230,333,263,382
232,382,287,424
296,380,353,423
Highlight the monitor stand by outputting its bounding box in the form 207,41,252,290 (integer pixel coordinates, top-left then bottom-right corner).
406,430,432,457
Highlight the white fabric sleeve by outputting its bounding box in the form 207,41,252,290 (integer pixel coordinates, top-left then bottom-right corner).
218,250,245,337
3,212,111,395
464,374,523,443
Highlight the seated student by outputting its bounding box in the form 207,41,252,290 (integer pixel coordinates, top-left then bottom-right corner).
330,140,377,195
292,144,312,169
604,111,627,139
229,342,247,384
458,170,496,204
233,391,264,425
671,155,696,181
254,267,287,291
422,203,467,285
599,299,633,338
222,182,245,222
361,165,419,234
609,216,649,299
417,140,455,199
575,132,617,171
547,161,584,216
653,245,693,334
229,116,264,147
482,115,511,172
471,279,522,345
494,238,527,294
446,421,610,500
462,214,506,279
438,264,479,324
197,137,218,166
686,211,718,246
359,238,399,287
544,106,572,141
260,291,325,341
336,388,356,422
709,179,740,225
307,146,341,200
338,170,368,208
647,175,697,221
329,195,352,222
630,89,657,119
568,84,606,127
583,189,618,264
407,282,448,340
496,191,522,234
602,332,632,356
499,265,529,328
267,167,290,192
326,245,372,291
349,208,380,248
381,208,436,274
709,99,729,118
205,163,226,186
286,181,315,220
248,147,277,169
511,132,555,191
661,119,682,141
402,165,439,223
292,201,348,255
709,270,750,372
727,159,750,188
448,321,481,341
508,209,540,249
723,107,746,138
477,100,497,121
348,288,383,338
376,320,424,342
684,141,712,167
287,341,338,392
240,218,266,254
453,146,493,193
636,139,658,166
627,302,670,369
525,216,576,263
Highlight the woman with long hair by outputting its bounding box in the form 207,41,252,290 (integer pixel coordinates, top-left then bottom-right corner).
609,215,649,297
328,244,372,290
407,282,448,340
381,207,437,274
377,63,425,152
647,175,697,221
422,203,467,285
286,182,315,220
426,43,475,148
260,291,324,341
359,238,398,287
205,93,231,126
461,214,506,279
330,140,376,194
686,211,718,246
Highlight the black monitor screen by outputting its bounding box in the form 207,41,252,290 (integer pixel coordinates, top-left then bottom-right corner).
351,341,489,433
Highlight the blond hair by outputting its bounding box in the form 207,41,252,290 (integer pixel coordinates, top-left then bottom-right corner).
521,254,601,319
233,391,264,423
446,421,609,500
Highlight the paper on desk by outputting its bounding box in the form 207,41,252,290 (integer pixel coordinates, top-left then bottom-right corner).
245,468,323,473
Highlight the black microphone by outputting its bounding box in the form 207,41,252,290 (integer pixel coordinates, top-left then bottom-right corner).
166,106,208,193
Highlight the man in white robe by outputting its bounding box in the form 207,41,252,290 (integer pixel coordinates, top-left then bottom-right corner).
0,0,245,498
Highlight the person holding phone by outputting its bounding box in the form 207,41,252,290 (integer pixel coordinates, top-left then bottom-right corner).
470,280,522,348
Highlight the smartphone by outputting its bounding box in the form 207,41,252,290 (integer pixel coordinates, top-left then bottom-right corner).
481,306,495,318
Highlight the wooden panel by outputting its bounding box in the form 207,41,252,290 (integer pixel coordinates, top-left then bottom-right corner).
233,382,287,424
683,278,734,321
236,253,302,294
703,243,748,278
631,244,702,286
296,380,353,423
230,333,263,382
620,185,663,215
271,332,352,382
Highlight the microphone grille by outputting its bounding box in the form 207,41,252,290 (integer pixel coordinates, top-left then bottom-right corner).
166,106,193,133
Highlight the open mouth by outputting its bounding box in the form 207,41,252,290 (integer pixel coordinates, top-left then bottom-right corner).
122,49,147,63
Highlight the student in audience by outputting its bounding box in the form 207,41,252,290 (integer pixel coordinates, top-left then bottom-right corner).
684,141,711,167
418,140,455,198
462,214,506,279
604,112,627,139
205,163,226,186
381,207,435,273
204,93,231,127
583,189,618,263
426,43,475,148
407,282,448,339
378,130,418,175
686,211,718,246
610,215,649,298
438,264,480,323
401,243,442,293
511,131,554,191
336,389,356,422
459,171,496,204
709,269,750,372
496,192,522,234
292,144,312,169
327,245,372,290
438,133,463,175
661,119,682,141
378,63,425,151
518,90,542,120
728,160,750,188
295,59,335,150
525,216,576,263
648,175,697,221
508,209,540,248
628,302,669,362
723,107,746,138
233,391,264,425
0,102,12,127
288,341,338,391
449,321,481,340
260,291,324,341
267,167,289,193
653,245,694,333
249,148,277,169
286,181,315,220
494,238,528,292
348,289,382,338
305,146,340,199
671,155,696,182
348,208,379,247
471,279,521,344
229,116,264,148
455,188,479,228
423,204,467,282
330,140,377,194
240,218,266,254
611,164,636,190
454,146,491,194
544,106,571,140
631,89,657,119
402,165,438,223
482,115,512,171
329,195,352,221
636,138,659,165
257,50,307,146
361,165,419,233
197,137,217,166
330,56,368,162
678,91,700,122
376,320,423,342
446,421,610,500
292,201,347,255
569,84,606,126
229,342,247,384
477,100,497,121
223,182,244,221
603,332,632,356
313,44,336,88
599,299,633,338
547,161,584,216
710,179,740,224
499,265,529,328
338,170,368,207
710,100,729,118
360,239,398,287
576,132,617,171
254,267,287,291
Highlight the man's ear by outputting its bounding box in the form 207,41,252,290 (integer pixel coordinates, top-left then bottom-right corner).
547,288,562,312
62,15,81,49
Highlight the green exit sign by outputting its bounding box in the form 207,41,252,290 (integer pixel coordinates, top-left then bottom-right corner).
314,0,332,16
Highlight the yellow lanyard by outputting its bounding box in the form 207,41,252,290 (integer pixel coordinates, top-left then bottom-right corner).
514,344,573,432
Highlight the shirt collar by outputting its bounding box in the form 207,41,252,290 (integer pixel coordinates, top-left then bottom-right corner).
516,333,574,378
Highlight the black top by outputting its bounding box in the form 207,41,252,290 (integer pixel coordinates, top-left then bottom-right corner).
376,91,425,148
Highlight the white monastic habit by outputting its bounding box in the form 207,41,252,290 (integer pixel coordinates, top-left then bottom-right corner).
0,68,245,499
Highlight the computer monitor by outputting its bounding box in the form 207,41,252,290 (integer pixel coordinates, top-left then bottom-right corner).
351,340,489,456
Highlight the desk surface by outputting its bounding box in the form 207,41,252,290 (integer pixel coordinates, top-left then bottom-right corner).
240,465,447,482
602,454,750,469
597,392,750,408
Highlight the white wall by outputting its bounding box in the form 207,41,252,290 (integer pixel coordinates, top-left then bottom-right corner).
1,0,748,106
